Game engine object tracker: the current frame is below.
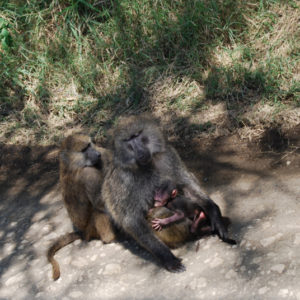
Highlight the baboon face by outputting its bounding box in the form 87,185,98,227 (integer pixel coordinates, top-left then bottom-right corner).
154,180,178,207
60,133,101,169
113,115,166,168
83,143,101,167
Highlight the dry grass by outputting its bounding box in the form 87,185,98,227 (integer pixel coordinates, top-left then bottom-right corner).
0,0,299,146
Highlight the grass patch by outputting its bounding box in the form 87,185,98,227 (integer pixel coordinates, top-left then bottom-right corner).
0,0,299,144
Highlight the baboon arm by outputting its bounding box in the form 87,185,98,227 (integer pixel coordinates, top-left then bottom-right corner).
175,163,229,241
152,211,185,231
159,146,230,241
123,217,185,273
161,210,185,224
191,211,207,233
79,168,105,210
153,211,185,226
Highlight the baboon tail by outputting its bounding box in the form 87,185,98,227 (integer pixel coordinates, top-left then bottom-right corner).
47,232,81,280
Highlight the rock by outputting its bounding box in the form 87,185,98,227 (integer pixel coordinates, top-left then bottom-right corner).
278,289,289,298
270,264,285,274
209,257,224,268
258,287,269,295
240,266,246,272
225,269,237,279
253,257,262,264
260,233,283,247
189,277,207,290
5,273,23,286
71,258,87,268
69,291,83,298
103,263,122,275
268,281,277,287
294,233,300,245
90,254,98,262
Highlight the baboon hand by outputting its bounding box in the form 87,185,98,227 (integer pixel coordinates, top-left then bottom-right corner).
210,215,227,239
205,204,237,245
209,208,236,244
207,202,229,240
152,218,164,231
163,256,186,273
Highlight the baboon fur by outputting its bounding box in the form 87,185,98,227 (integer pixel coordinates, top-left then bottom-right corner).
47,133,116,280
102,115,230,272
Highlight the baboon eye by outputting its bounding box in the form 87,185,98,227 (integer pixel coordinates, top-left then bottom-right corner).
82,143,90,152
141,136,149,144
129,130,142,140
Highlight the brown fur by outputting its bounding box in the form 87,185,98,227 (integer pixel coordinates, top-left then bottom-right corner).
47,133,116,280
47,232,81,280
148,207,195,249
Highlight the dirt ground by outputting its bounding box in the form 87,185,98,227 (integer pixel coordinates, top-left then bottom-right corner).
0,128,300,300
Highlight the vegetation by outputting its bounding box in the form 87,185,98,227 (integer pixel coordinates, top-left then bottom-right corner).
0,0,299,144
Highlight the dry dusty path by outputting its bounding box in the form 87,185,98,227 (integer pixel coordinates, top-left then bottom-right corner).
0,135,300,300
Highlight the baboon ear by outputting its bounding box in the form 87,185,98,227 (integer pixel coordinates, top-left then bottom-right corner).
171,189,178,198
59,151,68,165
106,127,115,148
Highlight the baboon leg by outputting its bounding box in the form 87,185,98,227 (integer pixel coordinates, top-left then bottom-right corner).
84,220,98,241
93,211,116,243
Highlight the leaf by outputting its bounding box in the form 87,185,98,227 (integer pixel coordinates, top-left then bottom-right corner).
0,28,9,38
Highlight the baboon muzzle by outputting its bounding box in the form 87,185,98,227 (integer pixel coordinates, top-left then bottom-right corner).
136,150,151,166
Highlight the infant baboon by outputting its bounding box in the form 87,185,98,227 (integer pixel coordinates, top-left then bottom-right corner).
102,115,233,272
150,180,236,245
151,179,209,233
47,133,116,280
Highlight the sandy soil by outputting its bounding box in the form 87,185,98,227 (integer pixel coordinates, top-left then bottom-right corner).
0,131,300,300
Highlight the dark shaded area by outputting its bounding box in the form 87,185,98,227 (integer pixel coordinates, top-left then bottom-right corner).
0,143,59,281
260,127,289,152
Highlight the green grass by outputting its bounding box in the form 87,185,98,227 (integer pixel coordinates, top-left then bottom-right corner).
0,0,299,144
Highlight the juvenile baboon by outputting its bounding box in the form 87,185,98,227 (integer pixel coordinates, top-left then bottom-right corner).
102,115,233,272
47,133,116,280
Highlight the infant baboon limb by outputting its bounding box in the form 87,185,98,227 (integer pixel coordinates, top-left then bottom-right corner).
47,133,116,280
102,115,234,272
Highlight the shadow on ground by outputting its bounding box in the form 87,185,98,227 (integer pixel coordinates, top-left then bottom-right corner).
0,144,59,279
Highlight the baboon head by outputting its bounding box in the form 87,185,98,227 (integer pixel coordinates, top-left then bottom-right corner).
154,180,178,207
60,133,102,170
113,115,166,169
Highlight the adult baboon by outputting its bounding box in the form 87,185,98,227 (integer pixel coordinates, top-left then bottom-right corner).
102,115,232,272
47,133,116,280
